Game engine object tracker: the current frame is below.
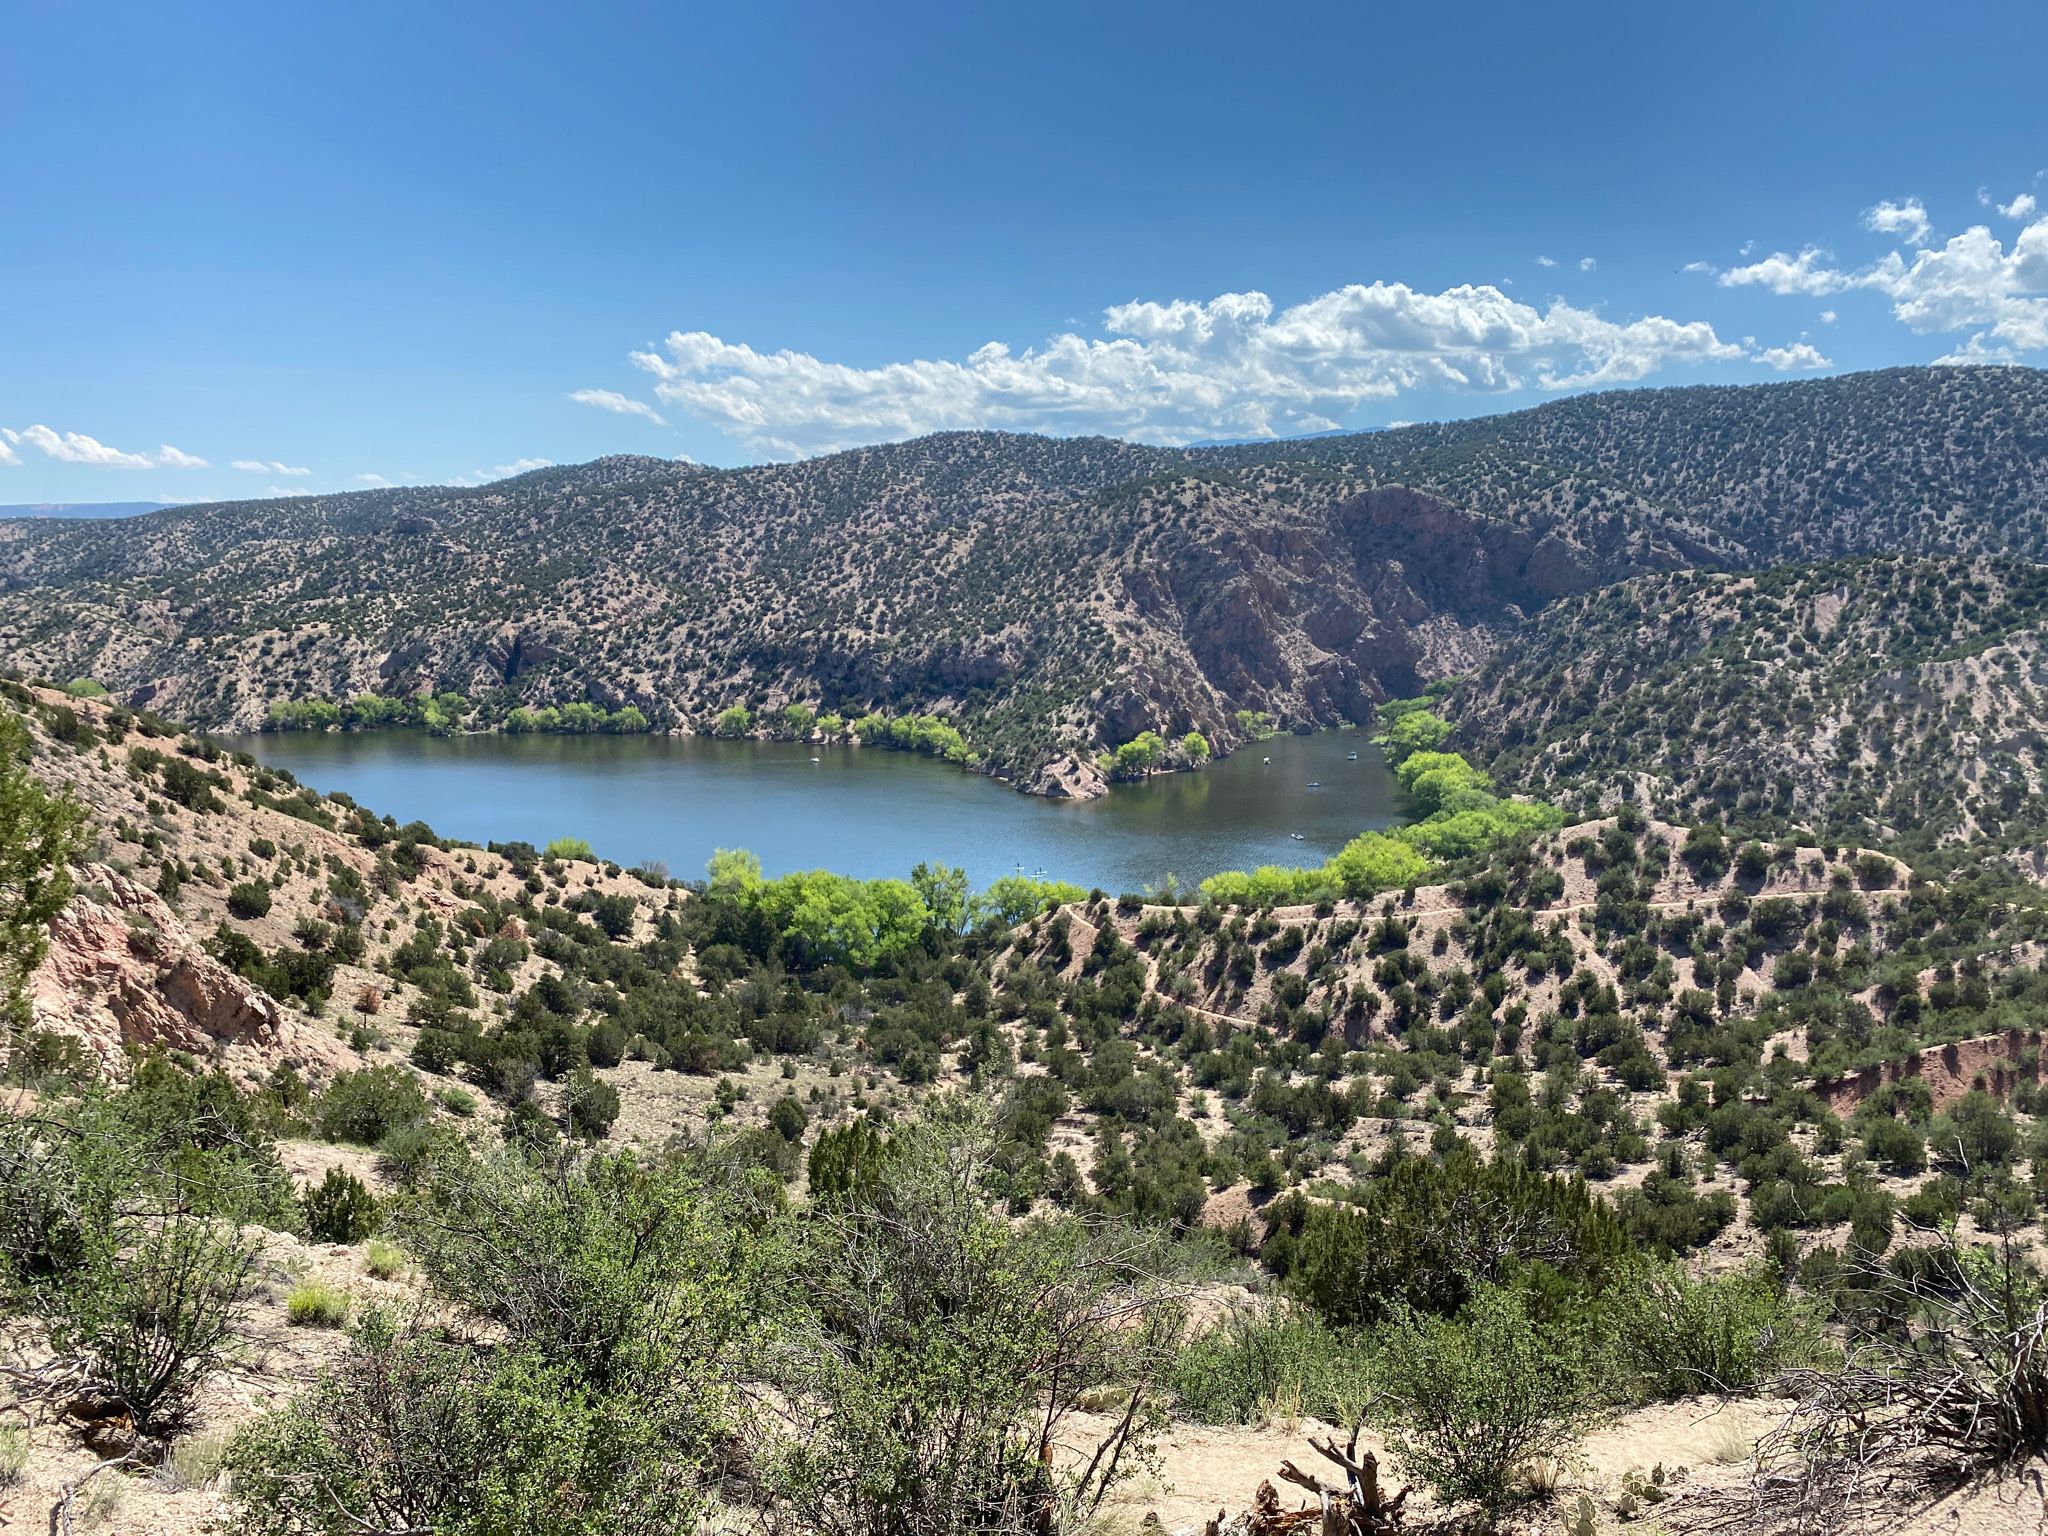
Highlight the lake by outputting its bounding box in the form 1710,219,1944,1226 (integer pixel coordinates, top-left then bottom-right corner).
223,729,1402,894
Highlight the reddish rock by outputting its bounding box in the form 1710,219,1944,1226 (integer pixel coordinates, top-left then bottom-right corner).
1816,1029,2048,1116
30,864,283,1069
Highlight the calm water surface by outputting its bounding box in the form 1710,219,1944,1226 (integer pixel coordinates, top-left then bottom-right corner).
223,730,1400,894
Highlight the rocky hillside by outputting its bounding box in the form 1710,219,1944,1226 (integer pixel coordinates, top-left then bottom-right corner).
1451,555,2048,864
14,679,2048,1533
8,684,678,1099
1220,364,2048,564
16,675,2048,1249
0,368,2042,793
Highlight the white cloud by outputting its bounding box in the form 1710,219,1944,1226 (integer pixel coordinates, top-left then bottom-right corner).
1998,192,2038,221
1719,246,1847,297
1681,260,1716,275
233,459,310,476
569,388,667,425
1933,332,2018,365
1757,342,1831,371
0,440,17,466
1864,197,1933,246
627,280,1750,457
1578,256,1597,272
1715,198,2048,360
1819,309,1837,324
356,473,396,487
455,458,555,486
1535,255,1557,268
1,424,205,469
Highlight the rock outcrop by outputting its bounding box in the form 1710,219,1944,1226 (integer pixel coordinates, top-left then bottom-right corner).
29,864,286,1070
1816,1029,2048,1116
1026,752,1109,801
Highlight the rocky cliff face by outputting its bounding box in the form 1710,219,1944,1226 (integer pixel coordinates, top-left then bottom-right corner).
28,865,347,1078
1091,483,1665,759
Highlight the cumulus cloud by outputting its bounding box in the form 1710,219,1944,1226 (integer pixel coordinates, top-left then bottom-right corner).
569,388,667,425
1819,310,1837,324
1721,200,2048,360
0,440,17,466
356,472,395,487
1999,192,2039,221
1757,342,1832,371
626,280,1753,457
232,459,310,476
1578,256,1597,272
1864,197,1933,246
1535,255,1557,268
1,425,206,469
1719,246,1848,297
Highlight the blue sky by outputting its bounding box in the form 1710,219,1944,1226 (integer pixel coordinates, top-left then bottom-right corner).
4,0,2045,501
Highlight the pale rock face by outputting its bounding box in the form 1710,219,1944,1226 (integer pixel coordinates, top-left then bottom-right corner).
1027,753,1108,801
29,862,283,1069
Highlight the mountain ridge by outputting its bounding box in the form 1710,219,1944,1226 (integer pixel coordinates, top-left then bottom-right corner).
0,367,2043,800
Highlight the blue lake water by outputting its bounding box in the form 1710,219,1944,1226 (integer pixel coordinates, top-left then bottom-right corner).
224,729,1401,894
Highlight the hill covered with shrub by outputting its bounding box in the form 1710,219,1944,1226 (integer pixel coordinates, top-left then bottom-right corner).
1451,554,2048,867
7,670,2048,1530
1,367,2043,796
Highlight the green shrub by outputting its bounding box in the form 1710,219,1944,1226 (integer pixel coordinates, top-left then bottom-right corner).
225,1307,729,1536
1608,1263,1828,1400
286,1280,351,1328
565,1068,620,1141
410,1027,466,1075
543,836,594,862
808,1117,890,1203
1289,1150,1629,1325
0,1424,25,1486
1369,1284,1602,1521
46,1212,261,1435
586,1019,629,1067
299,1168,380,1244
436,1086,478,1118
227,881,274,920
313,1067,428,1147
364,1240,404,1280
1170,1306,1371,1425
764,1107,1182,1536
